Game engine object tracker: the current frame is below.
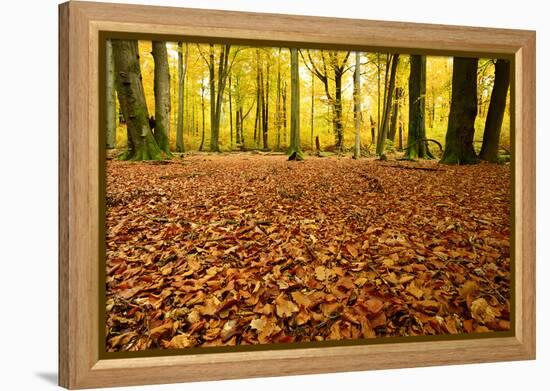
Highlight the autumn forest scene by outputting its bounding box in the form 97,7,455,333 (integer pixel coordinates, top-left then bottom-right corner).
105,39,512,352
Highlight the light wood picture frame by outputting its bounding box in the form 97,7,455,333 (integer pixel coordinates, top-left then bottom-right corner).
58,1,536,389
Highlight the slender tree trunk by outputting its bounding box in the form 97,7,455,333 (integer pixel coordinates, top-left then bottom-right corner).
113,40,163,160
370,115,376,146
334,73,344,152
405,55,432,159
199,83,206,151
176,42,188,152
228,75,233,149
262,59,270,150
106,39,117,149
288,48,304,160
311,72,315,150
152,41,171,155
479,59,510,162
376,54,399,156
276,49,282,151
388,87,401,142
353,52,362,159
282,81,288,149
440,57,479,164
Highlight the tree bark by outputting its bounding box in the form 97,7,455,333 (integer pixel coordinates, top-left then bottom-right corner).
151,41,171,155
106,39,117,149
440,57,479,164
176,42,188,152
388,87,401,142
113,40,163,160
353,52,362,159
405,55,432,159
479,59,510,162
288,48,304,161
376,54,399,156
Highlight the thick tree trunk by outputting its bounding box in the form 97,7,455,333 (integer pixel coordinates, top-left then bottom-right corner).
152,41,171,155
113,40,163,160
479,59,510,162
376,54,399,156
440,57,479,164
288,48,304,161
405,55,432,159
176,42,188,152
353,52,362,159
106,39,117,149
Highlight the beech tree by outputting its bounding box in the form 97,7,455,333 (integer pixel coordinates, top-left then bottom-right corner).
440,57,479,164
479,59,510,162
113,40,163,160
404,55,432,159
288,48,304,161
151,41,171,155
353,52,362,159
106,39,117,149
176,42,188,152
376,54,399,156
301,50,351,152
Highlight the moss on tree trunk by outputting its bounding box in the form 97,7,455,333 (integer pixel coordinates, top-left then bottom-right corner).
404,55,433,160
112,40,164,161
152,41,172,156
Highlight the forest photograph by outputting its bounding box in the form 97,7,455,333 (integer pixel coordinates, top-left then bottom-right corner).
104,39,512,352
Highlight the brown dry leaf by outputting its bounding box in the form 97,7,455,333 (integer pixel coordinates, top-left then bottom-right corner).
315,266,327,281
346,244,358,258
291,291,312,307
275,295,299,318
149,321,173,340
363,298,384,314
459,281,479,299
167,333,196,349
471,298,500,324
250,317,267,332
406,281,424,299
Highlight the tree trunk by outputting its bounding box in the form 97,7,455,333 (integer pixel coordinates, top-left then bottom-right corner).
262,59,270,150
276,49,282,151
199,83,206,151
288,48,304,160
106,39,117,149
376,54,399,156
228,75,233,149
353,52,362,159
333,72,344,152
370,115,376,146
405,55,432,159
479,59,510,162
113,40,163,160
310,72,315,150
440,57,479,164
176,42,188,152
152,41,171,155
388,87,401,142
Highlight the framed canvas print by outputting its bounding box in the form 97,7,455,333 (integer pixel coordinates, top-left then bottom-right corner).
58,1,536,389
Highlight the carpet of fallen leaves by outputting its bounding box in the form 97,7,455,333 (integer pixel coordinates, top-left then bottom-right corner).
105,153,511,352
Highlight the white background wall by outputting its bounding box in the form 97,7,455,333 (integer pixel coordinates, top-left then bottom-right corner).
0,0,546,389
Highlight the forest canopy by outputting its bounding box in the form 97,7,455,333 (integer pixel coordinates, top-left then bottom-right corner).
106,40,511,163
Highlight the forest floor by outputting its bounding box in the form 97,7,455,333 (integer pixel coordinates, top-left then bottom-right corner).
105,153,511,352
